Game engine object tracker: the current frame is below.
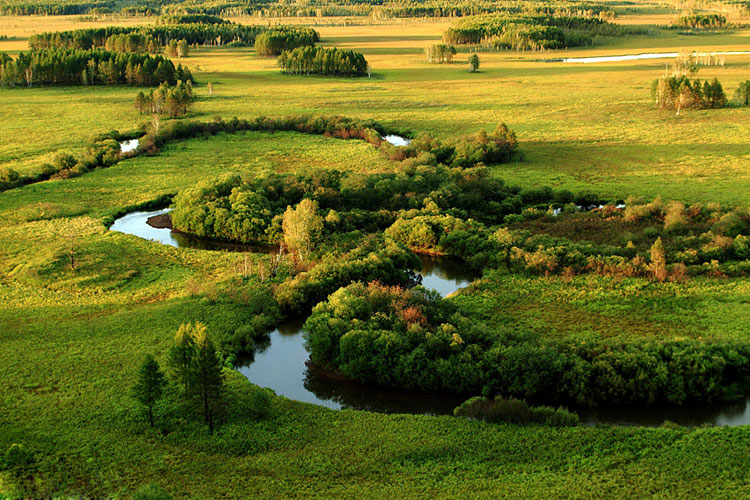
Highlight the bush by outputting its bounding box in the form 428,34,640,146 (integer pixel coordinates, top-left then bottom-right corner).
454,396,579,426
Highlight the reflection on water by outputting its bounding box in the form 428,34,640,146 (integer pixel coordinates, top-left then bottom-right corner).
120,139,139,153
109,209,276,253
109,208,750,426
383,135,411,147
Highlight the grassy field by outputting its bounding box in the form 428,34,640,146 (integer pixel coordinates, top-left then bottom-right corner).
2,16,750,204
1,8,750,498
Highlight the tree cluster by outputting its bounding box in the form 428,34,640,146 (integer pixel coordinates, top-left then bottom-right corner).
133,323,225,434
277,46,368,76
255,27,321,56
303,281,750,406
0,48,191,88
424,44,457,63
28,23,313,52
672,13,727,29
135,80,195,117
651,75,727,112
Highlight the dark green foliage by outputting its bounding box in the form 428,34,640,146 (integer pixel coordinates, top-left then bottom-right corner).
133,483,174,500
158,14,229,25
735,80,750,106
652,76,727,111
1,444,37,497
137,80,195,117
468,53,480,72
672,13,727,29
304,281,750,406
454,396,579,426
190,329,225,435
132,355,167,427
27,23,303,50
278,46,368,76
0,48,188,88
255,27,320,56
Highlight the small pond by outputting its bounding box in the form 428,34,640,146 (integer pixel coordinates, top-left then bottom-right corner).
383,135,411,147
120,139,139,153
109,209,750,426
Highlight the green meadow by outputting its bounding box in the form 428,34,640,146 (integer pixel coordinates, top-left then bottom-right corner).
1,5,750,498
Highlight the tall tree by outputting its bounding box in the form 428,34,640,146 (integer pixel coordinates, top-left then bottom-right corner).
167,322,196,393
132,354,166,427
189,325,224,434
283,198,323,262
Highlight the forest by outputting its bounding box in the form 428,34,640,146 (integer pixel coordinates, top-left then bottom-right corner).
0,48,191,87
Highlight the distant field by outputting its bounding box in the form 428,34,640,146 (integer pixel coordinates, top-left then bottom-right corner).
2,17,750,204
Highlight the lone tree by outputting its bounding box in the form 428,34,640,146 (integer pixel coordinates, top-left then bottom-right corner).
189,325,224,435
649,237,667,282
132,355,166,427
468,54,480,73
283,198,323,262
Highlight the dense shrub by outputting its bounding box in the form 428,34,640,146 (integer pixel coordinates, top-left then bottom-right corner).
304,281,750,406
454,396,579,426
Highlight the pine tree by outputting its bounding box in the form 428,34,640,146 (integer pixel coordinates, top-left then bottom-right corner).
468,54,479,73
132,354,166,427
189,324,224,434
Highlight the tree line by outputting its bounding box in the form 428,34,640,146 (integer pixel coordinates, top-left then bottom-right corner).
0,48,188,87
277,47,368,76
672,13,727,29
442,14,641,51
28,24,318,52
0,48,192,87
135,80,195,117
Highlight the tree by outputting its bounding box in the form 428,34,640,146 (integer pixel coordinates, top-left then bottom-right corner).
649,237,667,282
468,54,479,73
167,322,197,393
132,354,166,427
283,198,323,261
177,39,189,58
189,325,224,434
735,80,750,106
135,91,146,113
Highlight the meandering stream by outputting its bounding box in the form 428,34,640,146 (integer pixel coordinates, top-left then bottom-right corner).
110,209,750,426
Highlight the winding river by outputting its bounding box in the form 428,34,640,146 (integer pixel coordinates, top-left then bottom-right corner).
110,209,750,427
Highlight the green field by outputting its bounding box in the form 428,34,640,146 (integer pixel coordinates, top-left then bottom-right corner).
1,4,750,498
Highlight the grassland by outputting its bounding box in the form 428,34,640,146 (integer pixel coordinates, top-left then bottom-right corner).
1,8,750,498
2,15,750,204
